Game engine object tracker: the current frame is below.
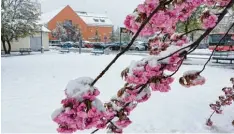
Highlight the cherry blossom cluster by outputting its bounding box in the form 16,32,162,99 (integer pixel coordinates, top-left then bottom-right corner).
206,78,234,126
102,44,189,132
123,0,222,36
148,33,189,55
52,77,107,133
201,11,218,29
205,0,231,7
51,0,233,133
179,71,206,88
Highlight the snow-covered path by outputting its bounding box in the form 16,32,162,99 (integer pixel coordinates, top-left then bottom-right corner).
1,52,234,133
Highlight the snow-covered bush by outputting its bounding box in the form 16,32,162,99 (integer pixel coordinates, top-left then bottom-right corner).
1,0,40,54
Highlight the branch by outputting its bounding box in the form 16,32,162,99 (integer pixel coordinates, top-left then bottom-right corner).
90,0,173,86
167,59,184,77
199,22,234,73
91,62,181,133
179,28,205,37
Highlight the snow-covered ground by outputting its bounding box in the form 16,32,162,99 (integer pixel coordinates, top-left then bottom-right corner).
1,52,234,133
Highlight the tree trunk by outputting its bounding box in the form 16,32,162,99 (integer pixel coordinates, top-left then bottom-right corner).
6,40,11,54
1,39,7,54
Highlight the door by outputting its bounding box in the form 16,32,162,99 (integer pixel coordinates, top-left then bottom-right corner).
30,37,41,51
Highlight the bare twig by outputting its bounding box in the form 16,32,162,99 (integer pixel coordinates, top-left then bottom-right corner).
199,22,234,73
90,0,173,86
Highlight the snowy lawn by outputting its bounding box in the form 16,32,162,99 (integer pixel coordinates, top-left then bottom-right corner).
1,52,234,133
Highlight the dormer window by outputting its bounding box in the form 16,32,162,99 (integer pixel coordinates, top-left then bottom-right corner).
93,18,99,22
100,19,105,22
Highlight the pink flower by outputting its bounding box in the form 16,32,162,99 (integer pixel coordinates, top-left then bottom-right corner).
145,0,159,5
105,110,116,119
61,98,79,108
150,83,171,92
137,4,146,13
57,124,77,133
115,118,132,128
82,91,95,101
122,94,137,103
96,120,107,129
201,13,218,29
137,93,151,103
205,0,215,6
124,15,135,30
126,75,148,85
87,107,99,118
206,119,213,126
93,89,100,96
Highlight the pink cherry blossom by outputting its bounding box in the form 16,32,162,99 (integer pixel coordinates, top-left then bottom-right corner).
115,118,132,128
201,13,218,29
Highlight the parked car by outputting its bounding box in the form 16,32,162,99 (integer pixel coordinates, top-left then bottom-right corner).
135,42,148,51
109,42,128,51
61,41,73,49
91,43,110,55
84,42,94,48
73,41,87,48
49,40,61,47
120,41,148,51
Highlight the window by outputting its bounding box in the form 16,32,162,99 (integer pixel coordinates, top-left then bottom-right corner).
64,20,72,26
93,18,99,22
100,19,105,22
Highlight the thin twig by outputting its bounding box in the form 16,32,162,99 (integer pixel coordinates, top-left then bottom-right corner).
167,59,185,77
179,28,205,37
208,111,216,120
90,0,173,86
199,22,234,73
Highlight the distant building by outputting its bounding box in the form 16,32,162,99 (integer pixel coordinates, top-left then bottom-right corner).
40,5,113,42
1,26,51,52
213,11,234,33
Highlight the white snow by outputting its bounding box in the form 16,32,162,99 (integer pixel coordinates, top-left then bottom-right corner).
41,26,51,33
1,52,234,133
92,98,106,112
51,107,64,120
65,77,95,100
40,6,65,24
76,11,113,26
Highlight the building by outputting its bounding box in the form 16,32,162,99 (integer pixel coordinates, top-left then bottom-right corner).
213,11,234,33
40,5,113,42
1,26,50,52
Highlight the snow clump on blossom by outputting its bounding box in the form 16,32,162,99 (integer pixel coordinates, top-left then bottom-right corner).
52,77,107,133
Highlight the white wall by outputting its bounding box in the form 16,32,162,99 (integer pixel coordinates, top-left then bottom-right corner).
1,32,49,52
33,32,49,50
1,36,31,52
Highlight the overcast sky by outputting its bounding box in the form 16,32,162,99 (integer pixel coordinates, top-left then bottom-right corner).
39,0,144,27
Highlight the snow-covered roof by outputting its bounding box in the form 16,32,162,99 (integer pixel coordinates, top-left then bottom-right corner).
39,6,113,27
41,26,51,32
39,6,65,24
76,11,113,27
